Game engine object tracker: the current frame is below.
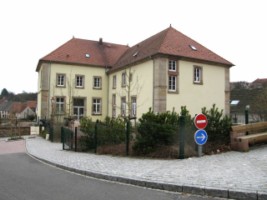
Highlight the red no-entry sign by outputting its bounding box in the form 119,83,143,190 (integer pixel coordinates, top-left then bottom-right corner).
194,114,208,129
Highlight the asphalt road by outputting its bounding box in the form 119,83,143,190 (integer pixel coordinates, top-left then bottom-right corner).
0,140,225,200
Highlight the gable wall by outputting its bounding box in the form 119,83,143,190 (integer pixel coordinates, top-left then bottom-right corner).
167,60,227,115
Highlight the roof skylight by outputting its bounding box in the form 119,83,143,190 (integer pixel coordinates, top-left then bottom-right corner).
230,100,240,106
189,45,197,51
133,51,138,57
85,53,90,58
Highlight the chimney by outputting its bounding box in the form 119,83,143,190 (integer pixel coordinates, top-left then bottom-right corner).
99,38,103,45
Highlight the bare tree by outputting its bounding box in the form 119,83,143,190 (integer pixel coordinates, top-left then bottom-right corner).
115,67,143,119
252,87,267,121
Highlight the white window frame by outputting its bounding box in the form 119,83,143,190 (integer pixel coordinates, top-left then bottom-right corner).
194,66,203,84
168,76,177,92
122,72,126,87
55,97,65,114
168,60,176,71
112,75,117,89
93,76,102,89
92,98,101,115
121,97,126,117
75,75,84,88
73,98,85,120
112,94,116,118
56,74,65,87
131,96,137,117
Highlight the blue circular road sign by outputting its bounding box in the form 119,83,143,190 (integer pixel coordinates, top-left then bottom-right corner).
194,129,208,145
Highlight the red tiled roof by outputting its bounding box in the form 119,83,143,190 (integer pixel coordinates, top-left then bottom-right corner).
10,101,37,113
26,101,37,109
36,38,129,71
11,102,26,113
113,26,233,70
36,26,233,72
252,78,267,84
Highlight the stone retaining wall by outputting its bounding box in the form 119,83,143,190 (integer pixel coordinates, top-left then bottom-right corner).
0,126,30,137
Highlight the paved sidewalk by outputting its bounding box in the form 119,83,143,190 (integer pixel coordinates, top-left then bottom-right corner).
26,137,267,199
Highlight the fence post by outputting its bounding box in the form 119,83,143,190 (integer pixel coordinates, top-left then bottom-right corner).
94,120,99,154
126,120,130,156
178,114,185,159
61,127,65,150
75,127,77,152
71,131,73,150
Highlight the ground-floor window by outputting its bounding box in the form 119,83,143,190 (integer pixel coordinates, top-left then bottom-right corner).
92,98,102,115
73,98,85,119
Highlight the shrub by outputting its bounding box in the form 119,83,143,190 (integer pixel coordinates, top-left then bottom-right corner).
133,108,179,155
97,116,126,145
201,104,232,143
79,116,126,150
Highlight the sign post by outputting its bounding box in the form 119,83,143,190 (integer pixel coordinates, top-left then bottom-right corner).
194,114,208,157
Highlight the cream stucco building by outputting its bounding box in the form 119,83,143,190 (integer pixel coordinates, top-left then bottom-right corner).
36,26,233,122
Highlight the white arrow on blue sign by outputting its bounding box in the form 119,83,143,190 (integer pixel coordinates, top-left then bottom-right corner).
194,129,208,145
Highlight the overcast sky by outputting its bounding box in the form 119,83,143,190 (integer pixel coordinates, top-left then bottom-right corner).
0,0,266,94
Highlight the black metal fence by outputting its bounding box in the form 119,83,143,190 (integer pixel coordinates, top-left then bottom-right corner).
61,119,136,156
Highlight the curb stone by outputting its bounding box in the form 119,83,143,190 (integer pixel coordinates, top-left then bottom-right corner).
228,189,258,200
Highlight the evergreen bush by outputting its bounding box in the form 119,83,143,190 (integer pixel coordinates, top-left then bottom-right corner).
201,104,232,143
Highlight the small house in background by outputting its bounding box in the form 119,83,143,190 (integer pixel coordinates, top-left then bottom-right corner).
250,78,267,89
0,100,37,120
0,100,12,118
13,101,37,119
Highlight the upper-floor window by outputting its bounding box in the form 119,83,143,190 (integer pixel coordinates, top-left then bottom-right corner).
168,60,177,71
92,98,102,115
75,75,84,88
112,75,117,89
194,66,203,84
93,76,102,89
56,74,65,87
122,72,126,87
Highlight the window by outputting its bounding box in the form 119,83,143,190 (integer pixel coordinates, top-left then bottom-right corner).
131,96,137,117
121,97,126,117
56,74,65,87
73,98,85,120
93,76,102,89
55,97,65,114
168,60,176,71
75,75,84,88
92,98,102,115
112,75,117,89
122,72,126,87
168,60,178,93
168,76,177,92
194,66,203,84
112,94,116,118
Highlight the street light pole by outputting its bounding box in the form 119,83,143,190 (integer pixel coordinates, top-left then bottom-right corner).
245,105,250,124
